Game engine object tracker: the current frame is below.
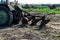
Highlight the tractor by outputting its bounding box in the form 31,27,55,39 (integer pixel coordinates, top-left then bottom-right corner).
0,0,33,26
0,0,23,26
0,0,50,30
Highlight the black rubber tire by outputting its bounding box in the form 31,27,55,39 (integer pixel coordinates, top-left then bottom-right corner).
0,6,13,26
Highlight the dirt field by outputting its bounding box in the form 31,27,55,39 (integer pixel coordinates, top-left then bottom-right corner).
0,12,60,40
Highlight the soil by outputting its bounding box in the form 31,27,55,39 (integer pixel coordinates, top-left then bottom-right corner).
0,12,60,40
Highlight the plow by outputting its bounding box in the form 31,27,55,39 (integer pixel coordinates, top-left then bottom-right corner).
0,0,55,30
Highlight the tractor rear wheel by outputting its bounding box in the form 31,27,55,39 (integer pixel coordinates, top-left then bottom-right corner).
0,6,13,26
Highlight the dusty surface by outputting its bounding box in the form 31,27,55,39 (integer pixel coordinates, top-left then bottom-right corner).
47,14,60,29
0,27,41,40
0,12,60,40
0,26,60,40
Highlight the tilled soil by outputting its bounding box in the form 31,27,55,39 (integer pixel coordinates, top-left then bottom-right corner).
0,27,41,40
0,12,60,40
0,26,60,40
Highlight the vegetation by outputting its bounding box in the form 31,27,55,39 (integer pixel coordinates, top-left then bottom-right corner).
22,4,60,14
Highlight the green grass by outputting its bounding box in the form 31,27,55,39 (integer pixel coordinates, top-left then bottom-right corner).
23,7,60,14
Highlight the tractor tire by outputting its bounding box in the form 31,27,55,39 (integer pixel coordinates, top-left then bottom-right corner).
0,6,13,26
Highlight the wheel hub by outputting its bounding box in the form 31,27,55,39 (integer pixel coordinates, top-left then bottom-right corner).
0,11,8,24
